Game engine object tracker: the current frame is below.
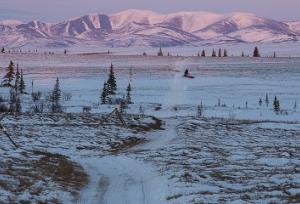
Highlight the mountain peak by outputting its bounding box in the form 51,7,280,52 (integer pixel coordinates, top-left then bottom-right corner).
113,9,161,16
0,10,299,48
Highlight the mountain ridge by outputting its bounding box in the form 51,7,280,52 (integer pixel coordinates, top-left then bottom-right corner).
0,9,299,48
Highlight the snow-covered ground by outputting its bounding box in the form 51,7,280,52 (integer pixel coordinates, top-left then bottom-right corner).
6,41,300,57
0,53,299,121
0,53,300,203
0,114,299,203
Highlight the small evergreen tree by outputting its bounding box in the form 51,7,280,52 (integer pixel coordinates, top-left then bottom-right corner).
201,50,206,57
9,88,17,113
51,77,62,113
197,102,203,117
126,83,132,104
139,105,145,117
129,68,133,82
197,51,200,57
19,69,26,94
218,48,222,57
253,46,260,57
101,82,108,104
223,49,228,57
15,97,22,113
2,61,15,87
273,96,280,113
265,93,269,107
119,97,127,113
241,51,245,57
259,98,262,106
273,52,276,58
107,63,117,95
157,47,163,56
14,65,21,94
294,100,297,110
1,47,5,53
212,49,216,57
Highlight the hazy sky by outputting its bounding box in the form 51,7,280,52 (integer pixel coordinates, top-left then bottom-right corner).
1,0,300,22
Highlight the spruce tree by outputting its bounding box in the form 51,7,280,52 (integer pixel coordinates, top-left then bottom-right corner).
107,64,117,95
223,49,228,57
1,47,5,53
259,98,262,106
19,69,26,94
126,83,132,104
265,93,269,107
253,46,260,57
15,97,22,113
273,96,280,113
273,52,276,58
101,82,108,104
2,61,15,87
218,48,222,57
158,47,163,56
14,65,21,94
241,51,245,57
51,77,62,113
119,96,127,113
9,88,17,113
197,102,203,117
212,49,216,57
201,50,206,57
139,105,145,117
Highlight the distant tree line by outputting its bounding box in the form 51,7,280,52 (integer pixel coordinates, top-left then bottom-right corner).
150,46,277,58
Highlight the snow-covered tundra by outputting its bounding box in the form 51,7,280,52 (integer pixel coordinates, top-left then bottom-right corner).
0,53,299,203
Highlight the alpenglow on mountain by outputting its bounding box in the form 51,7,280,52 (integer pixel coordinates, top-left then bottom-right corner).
0,9,300,48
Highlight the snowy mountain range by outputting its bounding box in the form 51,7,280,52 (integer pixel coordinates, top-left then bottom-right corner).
0,9,300,48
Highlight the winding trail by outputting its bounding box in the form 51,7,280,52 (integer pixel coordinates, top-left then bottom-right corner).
78,57,187,204
77,118,180,204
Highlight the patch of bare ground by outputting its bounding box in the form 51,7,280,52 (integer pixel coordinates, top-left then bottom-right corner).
109,137,146,153
0,150,88,203
0,113,165,203
32,150,88,197
128,116,165,132
109,116,164,153
288,193,300,203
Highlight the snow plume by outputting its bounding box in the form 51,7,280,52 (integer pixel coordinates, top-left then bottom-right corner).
163,58,189,109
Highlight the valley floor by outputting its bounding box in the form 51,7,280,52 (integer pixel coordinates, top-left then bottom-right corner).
0,113,299,204
0,52,299,203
